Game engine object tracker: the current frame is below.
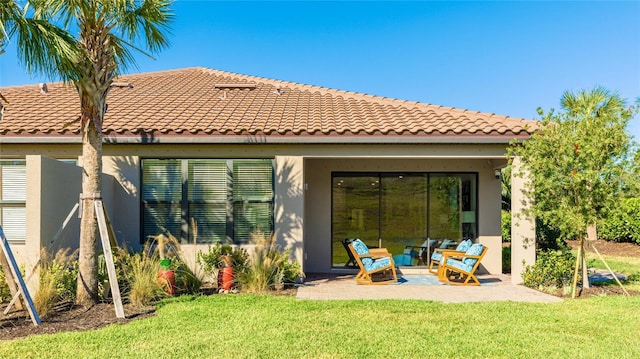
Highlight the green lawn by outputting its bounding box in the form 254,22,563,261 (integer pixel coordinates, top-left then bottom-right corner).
587,254,640,291
1,294,639,358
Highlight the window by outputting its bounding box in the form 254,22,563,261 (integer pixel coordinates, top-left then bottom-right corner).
0,160,26,243
142,159,274,244
331,172,477,267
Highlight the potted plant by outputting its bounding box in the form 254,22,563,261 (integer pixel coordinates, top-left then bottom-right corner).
155,232,177,295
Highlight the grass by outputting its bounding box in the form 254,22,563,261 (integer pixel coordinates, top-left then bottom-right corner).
587,254,640,291
1,294,640,358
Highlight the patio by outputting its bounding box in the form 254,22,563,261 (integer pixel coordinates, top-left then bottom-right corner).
296,273,563,303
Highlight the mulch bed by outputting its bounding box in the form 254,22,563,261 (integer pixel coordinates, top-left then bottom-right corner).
566,239,640,258
1,301,155,341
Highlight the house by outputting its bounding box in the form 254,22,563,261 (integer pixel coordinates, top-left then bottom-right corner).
0,67,537,283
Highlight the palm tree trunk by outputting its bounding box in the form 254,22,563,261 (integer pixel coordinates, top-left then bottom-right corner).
77,119,102,306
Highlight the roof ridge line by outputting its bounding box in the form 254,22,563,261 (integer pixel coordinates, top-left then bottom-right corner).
198,67,449,110
197,67,532,121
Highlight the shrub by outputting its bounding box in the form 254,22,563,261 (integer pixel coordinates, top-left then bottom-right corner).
506,213,565,250
501,210,511,242
0,265,10,303
197,243,249,282
33,249,78,317
502,245,511,274
523,249,577,290
127,252,164,307
600,197,640,244
535,218,566,251
173,258,203,295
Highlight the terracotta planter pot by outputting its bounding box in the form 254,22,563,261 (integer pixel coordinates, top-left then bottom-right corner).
218,266,234,291
158,269,176,295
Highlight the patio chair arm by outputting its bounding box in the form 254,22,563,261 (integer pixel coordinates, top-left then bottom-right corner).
369,248,391,257
440,251,466,261
433,248,465,254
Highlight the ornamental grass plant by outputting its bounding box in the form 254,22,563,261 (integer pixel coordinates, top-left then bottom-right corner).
33,249,78,317
237,229,302,293
127,252,164,307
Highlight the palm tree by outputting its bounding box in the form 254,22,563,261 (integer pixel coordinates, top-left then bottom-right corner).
43,0,173,306
1,0,78,114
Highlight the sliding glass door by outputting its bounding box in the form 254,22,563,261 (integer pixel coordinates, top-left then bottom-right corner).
332,172,477,268
380,175,429,259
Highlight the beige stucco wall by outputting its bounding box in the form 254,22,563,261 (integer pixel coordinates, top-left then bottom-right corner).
511,157,536,283
274,156,304,264
102,156,141,251
22,155,82,292
3,142,521,276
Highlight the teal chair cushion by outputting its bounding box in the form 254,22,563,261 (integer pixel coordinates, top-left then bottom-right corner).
445,258,472,273
431,239,472,263
351,239,374,268
351,239,370,255
364,256,392,272
462,243,484,268
351,239,393,271
456,239,472,252
446,243,484,273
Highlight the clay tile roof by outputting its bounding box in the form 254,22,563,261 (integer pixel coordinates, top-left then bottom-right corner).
0,67,538,140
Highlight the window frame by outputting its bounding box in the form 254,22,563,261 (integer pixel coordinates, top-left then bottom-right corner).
0,159,27,244
141,158,275,244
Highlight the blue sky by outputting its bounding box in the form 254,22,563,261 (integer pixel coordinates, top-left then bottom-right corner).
1,1,639,138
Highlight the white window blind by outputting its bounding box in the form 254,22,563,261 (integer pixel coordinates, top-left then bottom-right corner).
142,159,182,202
188,160,228,201
0,160,27,242
141,159,274,244
233,160,274,201
1,207,26,240
233,160,274,243
2,164,26,201
141,160,182,239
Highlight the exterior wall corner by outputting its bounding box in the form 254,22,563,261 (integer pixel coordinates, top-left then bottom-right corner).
510,157,536,284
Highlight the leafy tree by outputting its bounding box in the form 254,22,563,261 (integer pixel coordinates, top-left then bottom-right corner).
8,0,173,306
508,87,638,296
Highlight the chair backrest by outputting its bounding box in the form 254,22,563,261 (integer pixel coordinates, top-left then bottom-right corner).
455,239,472,252
349,239,374,268
418,239,438,255
462,243,485,269
350,239,370,255
439,239,454,248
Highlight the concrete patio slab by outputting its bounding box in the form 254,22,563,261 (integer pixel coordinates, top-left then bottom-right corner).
296,273,563,303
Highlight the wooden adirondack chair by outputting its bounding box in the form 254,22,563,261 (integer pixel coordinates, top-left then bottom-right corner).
438,244,488,286
428,239,472,274
348,239,397,285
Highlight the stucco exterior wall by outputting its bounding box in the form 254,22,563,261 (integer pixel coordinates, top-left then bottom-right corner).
4,142,520,276
22,156,82,292
511,157,536,283
274,156,304,264
102,156,141,251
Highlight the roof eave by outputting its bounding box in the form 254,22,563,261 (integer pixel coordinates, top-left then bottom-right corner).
0,133,531,145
